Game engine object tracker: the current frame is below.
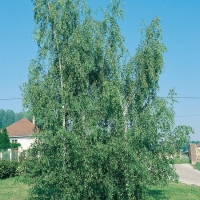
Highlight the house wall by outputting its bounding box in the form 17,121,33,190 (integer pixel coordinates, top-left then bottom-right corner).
10,136,35,150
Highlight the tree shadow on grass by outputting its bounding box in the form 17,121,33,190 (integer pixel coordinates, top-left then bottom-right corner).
150,189,169,200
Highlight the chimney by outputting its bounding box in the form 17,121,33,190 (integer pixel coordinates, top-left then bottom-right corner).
32,116,35,125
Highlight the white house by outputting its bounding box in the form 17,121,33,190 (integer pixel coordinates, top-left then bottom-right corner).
6,118,38,150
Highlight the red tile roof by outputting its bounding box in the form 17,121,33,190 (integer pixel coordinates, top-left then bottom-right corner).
6,118,37,137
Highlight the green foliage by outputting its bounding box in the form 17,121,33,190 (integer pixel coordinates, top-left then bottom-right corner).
181,140,190,152
20,0,194,199
0,109,15,129
0,160,19,179
10,143,21,149
0,128,11,150
181,140,200,152
0,109,28,129
20,129,176,199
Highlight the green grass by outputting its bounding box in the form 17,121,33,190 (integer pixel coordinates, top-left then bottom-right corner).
0,177,29,200
1,178,200,200
173,154,190,164
151,182,200,200
194,162,200,171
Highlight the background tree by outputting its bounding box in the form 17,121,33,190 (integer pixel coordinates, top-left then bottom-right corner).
4,110,15,127
0,128,10,150
15,112,25,122
0,109,29,129
0,109,5,129
20,0,193,199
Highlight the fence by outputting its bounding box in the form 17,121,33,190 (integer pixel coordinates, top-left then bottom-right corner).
0,149,21,161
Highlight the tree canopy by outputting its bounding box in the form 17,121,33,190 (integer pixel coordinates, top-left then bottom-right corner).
20,0,193,199
0,128,10,150
0,109,29,129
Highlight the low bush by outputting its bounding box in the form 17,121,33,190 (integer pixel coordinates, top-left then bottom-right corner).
10,143,21,149
0,160,19,179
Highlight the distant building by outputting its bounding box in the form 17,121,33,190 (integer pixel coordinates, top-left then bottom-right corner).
6,118,38,150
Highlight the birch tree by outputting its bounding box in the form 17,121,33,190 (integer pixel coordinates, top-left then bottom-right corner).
20,1,193,199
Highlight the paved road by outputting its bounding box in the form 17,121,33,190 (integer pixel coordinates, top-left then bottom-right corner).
175,164,200,186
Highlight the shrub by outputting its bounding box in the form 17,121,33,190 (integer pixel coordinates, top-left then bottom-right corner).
0,160,19,179
20,130,178,199
18,151,28,162
10,143,21,149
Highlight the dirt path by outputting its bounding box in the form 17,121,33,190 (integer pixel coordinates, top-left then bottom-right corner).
175,164,200,186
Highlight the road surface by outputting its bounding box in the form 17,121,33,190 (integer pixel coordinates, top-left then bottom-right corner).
175,164,200,186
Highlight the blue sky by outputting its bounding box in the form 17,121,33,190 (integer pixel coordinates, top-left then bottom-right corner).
0,0,200,140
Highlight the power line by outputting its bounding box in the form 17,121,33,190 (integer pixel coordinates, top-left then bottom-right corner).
0,98,22,100
1,97,200,118
175,114,200,118
161,97,200,99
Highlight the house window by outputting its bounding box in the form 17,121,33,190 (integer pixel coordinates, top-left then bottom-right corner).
12,140,17,143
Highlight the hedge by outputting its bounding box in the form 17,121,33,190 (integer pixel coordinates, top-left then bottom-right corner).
0,160,19,179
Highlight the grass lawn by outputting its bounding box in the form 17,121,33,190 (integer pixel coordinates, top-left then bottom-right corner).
0,177,29,200
1,178,200,200
173,154,190,164
151,183,200,200
194,162,200,171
